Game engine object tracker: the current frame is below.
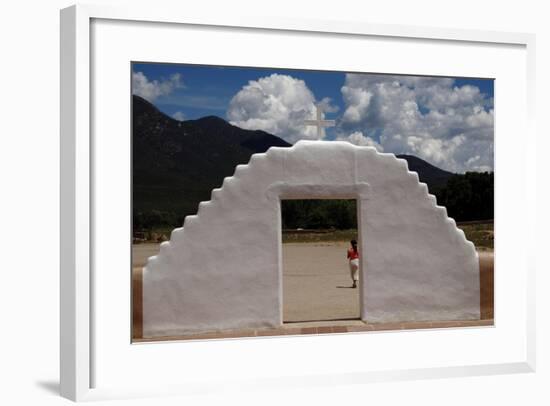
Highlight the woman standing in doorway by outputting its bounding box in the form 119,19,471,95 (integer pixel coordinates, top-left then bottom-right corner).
347,239,360,288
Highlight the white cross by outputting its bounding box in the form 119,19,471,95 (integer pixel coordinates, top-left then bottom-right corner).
304,103,336,138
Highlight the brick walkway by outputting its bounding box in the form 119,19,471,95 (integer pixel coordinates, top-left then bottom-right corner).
134,318,494,343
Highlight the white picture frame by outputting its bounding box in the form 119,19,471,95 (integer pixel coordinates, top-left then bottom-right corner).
60,4,536,402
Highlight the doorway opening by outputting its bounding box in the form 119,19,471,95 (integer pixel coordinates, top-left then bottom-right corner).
281,199,361,323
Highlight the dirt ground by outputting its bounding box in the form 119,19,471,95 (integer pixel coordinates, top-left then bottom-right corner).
132,242,493,339
282,242,360,322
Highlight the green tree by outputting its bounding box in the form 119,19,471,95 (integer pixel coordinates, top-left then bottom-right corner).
435,172,493,221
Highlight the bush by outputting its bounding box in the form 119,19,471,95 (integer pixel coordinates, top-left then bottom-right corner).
133,209,179,231
281,199,357,230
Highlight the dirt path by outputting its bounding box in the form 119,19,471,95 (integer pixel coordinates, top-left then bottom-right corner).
282,242,360,322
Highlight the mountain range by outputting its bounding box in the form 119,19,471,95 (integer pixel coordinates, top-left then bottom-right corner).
132,95,453,223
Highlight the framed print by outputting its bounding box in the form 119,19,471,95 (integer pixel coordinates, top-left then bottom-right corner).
130,63,493,343
60,4,536,402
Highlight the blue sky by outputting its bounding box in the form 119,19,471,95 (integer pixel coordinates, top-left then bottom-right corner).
132,62,494,173
132,63,347,122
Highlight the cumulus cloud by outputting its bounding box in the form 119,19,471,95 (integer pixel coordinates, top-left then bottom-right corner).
227,74,335,143
172,111,186,121
132,71,184,102
318,97,339,114
340,74,494,172
336,131,384,152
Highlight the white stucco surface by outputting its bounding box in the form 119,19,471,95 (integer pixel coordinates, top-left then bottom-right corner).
142,141,480,337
